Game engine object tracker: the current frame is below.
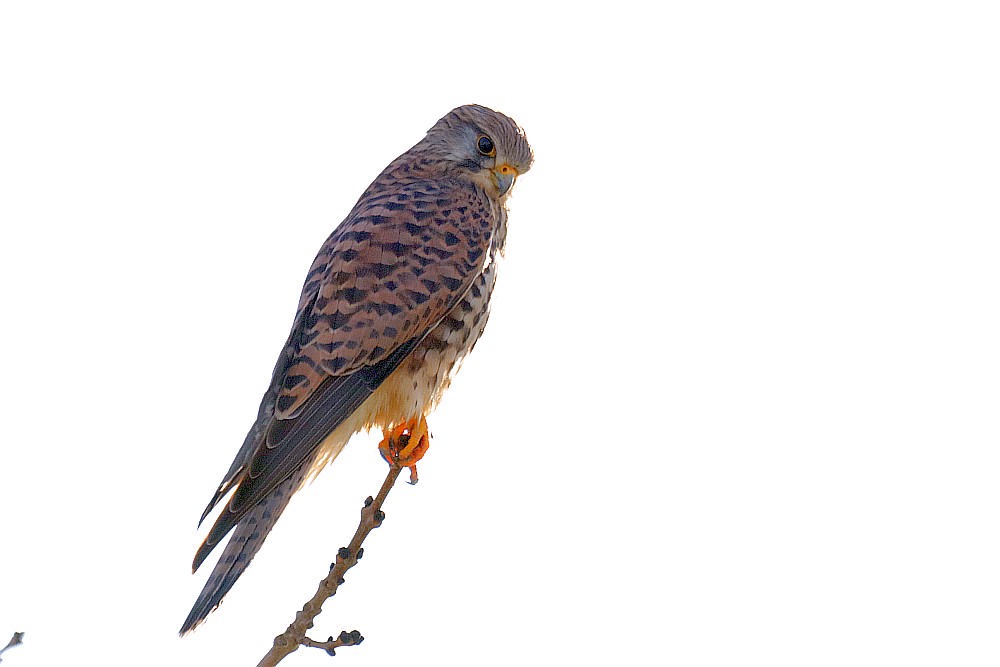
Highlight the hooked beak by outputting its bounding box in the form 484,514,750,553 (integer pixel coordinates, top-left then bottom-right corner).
493,163,518,197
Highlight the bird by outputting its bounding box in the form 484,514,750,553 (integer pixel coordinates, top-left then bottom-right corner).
180,104,533,634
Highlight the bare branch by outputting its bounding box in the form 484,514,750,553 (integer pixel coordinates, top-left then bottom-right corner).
256,462,403,666
301,630,364,656
0,632,24,664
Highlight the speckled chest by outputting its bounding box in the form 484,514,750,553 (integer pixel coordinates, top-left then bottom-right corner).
400,204,507,413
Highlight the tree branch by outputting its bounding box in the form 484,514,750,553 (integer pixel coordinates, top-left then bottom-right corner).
256,462,403,666
0,632,24,664
301,630,364,656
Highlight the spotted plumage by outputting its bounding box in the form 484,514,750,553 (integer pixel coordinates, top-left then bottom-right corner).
181,104,533,634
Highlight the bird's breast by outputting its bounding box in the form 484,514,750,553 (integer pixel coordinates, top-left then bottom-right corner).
365,258,498,428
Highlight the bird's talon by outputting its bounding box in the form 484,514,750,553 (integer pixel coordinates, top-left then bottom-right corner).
399,435,421,460
378,417,430,472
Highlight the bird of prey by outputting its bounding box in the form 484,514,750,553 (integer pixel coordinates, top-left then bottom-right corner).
180,104,533,634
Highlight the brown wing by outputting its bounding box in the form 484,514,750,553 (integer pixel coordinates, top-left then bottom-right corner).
194,178,495,568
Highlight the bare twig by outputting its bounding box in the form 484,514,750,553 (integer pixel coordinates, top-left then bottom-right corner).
0,632,24,664
256,462,403,666
301,630,364,656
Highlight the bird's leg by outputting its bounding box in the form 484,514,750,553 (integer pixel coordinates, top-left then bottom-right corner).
378,416,430,485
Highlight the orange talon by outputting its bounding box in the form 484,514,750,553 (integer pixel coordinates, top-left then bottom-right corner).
378,416,430,485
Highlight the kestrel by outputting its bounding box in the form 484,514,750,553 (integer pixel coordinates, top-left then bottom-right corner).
180,105,533,634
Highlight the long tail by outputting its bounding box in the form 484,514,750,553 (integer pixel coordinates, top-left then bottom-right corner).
179,460,311,635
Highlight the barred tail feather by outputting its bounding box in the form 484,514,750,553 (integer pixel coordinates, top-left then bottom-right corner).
179,461,310,635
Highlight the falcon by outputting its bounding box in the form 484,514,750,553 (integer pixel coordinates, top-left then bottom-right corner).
180,104,533,634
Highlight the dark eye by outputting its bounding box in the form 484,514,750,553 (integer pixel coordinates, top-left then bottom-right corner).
477,135,496,156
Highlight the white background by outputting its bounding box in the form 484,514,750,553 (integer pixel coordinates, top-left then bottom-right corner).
1,1,998,665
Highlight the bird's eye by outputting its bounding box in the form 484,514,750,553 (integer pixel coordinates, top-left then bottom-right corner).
477,135,496,157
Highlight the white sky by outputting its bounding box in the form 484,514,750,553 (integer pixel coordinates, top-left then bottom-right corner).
1,1,998,665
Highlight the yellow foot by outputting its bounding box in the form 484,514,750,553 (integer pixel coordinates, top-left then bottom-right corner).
378,416,430,485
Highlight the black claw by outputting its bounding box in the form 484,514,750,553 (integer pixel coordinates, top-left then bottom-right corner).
338,547,351,560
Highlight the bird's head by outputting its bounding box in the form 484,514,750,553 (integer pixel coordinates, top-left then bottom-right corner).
422,104,533,199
